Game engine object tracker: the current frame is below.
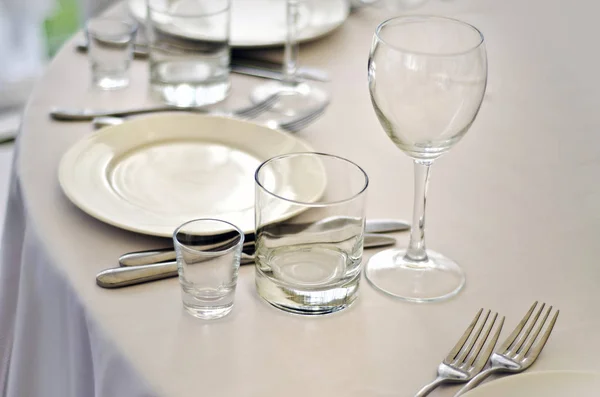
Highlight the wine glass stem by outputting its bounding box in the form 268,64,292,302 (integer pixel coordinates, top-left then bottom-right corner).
405,160,432,262
283,0,300,85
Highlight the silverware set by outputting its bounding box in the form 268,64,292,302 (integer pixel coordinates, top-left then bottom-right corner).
52,35,333,131
415,302,559,397
96,218,410,288
50,88,329,132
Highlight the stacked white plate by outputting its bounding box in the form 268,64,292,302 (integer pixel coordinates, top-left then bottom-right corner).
128,0,349,48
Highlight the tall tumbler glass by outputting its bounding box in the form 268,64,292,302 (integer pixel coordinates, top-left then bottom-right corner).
254,153,368,315
147,0,231,107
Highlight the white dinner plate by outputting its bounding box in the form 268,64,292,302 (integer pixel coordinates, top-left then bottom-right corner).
462,371,600,397
129,0,349,48
59,114,324,237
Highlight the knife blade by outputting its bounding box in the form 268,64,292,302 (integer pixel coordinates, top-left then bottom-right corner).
118,218,409,267
230,64,330,82
365,218,410,233
75,41,330,82
98,234,397,288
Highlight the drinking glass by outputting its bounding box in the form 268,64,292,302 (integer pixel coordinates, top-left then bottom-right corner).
366,16,487,302
86,18,137,90
254,152,368,315
250,0,334,116
173,219,244,319
147,0,231,107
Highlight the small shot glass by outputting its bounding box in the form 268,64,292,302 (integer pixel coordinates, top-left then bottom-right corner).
85,17,137,90
173,219,244,320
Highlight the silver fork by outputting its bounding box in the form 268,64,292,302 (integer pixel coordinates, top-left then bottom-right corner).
51,92,279,122
454,301,559,396
414,309,505,397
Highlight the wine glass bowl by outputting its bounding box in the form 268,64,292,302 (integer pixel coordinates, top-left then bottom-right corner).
369,16,487,160
365,16,487,302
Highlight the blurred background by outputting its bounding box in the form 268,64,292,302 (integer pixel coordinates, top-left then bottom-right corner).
0,0,120,229
0,0,119,141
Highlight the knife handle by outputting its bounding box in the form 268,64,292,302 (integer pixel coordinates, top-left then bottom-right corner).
96,261,178,288
100,254,255,289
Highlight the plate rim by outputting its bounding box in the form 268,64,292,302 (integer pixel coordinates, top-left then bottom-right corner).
462,370,600,396
58,114,322,237
129,0,349,48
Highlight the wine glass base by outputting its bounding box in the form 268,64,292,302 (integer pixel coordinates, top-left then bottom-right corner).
250,81,328,117
365,248,466,303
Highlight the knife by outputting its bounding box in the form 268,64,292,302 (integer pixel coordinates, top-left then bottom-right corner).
365,218,410,234
75,41,330,82
118,218,409,267
229,64,330,82
97,233,397,288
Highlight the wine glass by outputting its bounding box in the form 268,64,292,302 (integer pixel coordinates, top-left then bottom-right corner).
250,0,330,116
365,16,487,302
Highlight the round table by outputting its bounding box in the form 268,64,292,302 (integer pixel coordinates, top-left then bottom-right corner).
1,0,599,396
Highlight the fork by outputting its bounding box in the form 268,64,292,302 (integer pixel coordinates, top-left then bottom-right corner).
50,92,280,121
93,101,328,132
453,301,559,396
266,102,328,132
414,309,505,397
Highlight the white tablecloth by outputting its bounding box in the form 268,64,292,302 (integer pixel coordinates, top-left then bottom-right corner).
2,0,600,396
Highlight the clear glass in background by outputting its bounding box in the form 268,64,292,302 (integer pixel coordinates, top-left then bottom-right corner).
147,0,231,107
254,153,368,315
86,18,137,90
366,16,488,302
250,0,338,116
173,219,244,319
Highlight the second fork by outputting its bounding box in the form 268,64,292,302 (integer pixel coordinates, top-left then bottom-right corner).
454,301,559,396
